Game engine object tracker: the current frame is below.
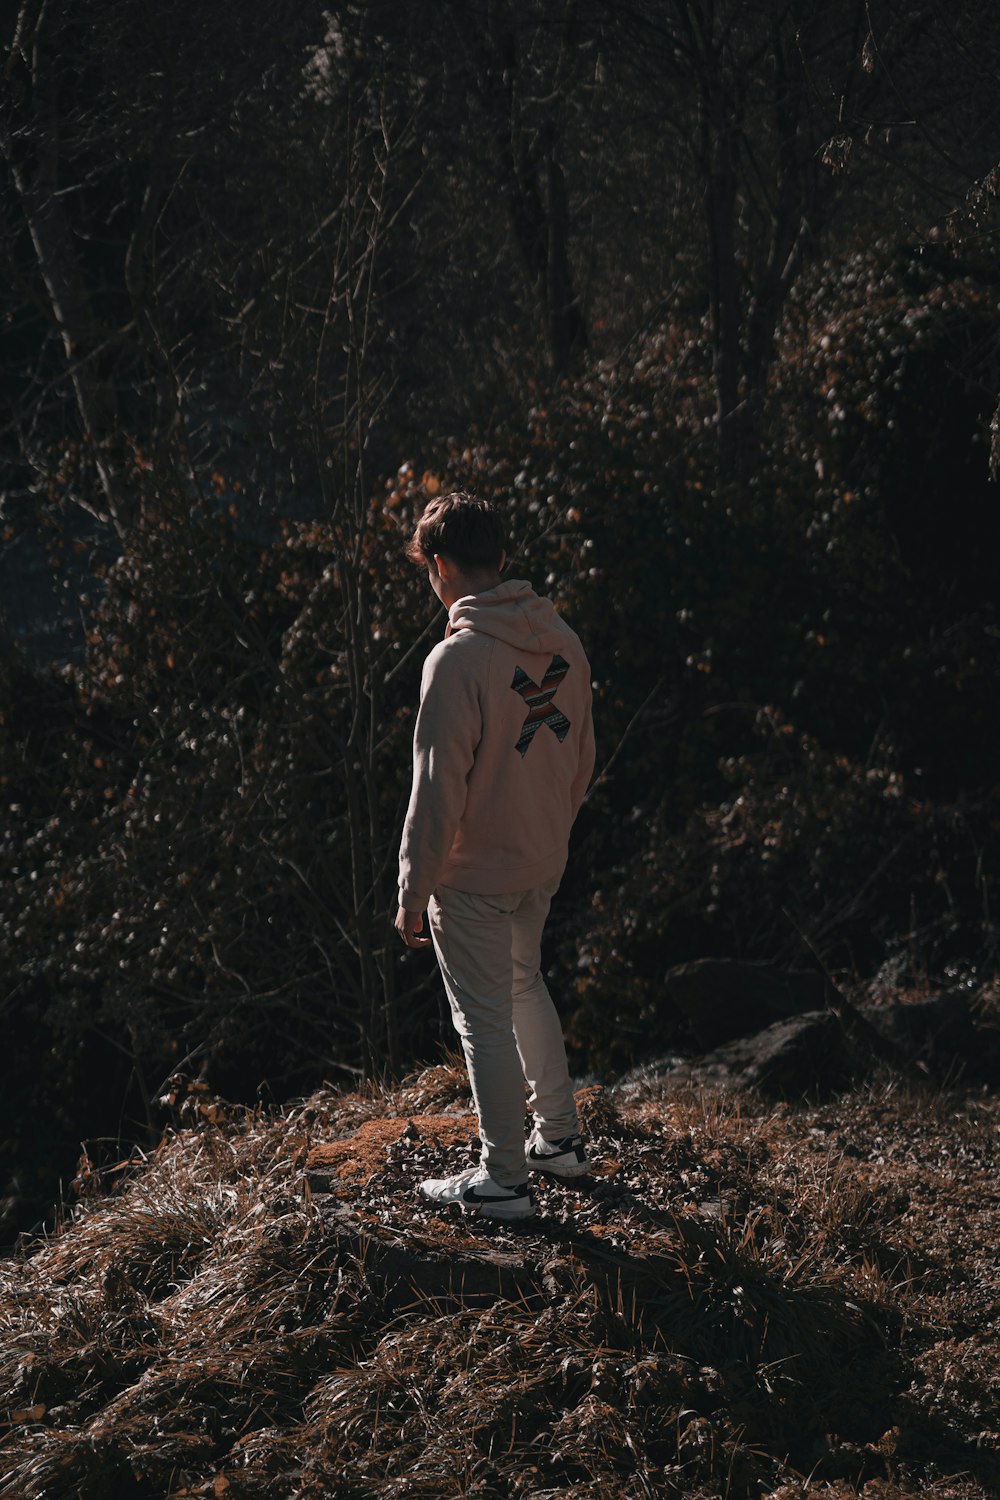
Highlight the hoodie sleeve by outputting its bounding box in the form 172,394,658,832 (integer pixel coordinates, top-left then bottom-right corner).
398,639,482,910
569,675,596,818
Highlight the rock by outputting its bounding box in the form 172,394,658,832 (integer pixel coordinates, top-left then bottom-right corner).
663,959,846,1049
635,984,999,1098
634,1011,868,1098
696,1010,861,1097
860,991,1000,1083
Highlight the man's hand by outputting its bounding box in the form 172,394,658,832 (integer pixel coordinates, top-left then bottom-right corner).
395,906,432,949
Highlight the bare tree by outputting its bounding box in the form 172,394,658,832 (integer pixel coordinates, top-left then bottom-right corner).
1,0,432,1087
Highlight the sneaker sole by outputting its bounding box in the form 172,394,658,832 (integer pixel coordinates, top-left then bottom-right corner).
469,1201,536,1220
418,1187,536,1219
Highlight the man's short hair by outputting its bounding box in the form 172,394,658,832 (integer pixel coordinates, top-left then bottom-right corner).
405,492,506,572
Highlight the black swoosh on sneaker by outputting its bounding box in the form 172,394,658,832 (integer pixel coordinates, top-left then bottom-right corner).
528,1142,585,1162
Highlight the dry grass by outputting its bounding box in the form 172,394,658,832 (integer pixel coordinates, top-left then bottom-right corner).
0,1060,995,1500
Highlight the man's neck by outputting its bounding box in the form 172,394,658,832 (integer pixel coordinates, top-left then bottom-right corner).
444,571,501,608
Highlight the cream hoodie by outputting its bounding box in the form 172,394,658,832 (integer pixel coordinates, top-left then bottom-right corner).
398,579,595,910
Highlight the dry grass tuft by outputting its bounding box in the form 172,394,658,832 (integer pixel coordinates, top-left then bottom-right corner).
0,1064,996,1499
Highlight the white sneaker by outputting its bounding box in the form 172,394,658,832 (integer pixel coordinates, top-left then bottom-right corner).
418,1165,536,1220
525,1126,591,1179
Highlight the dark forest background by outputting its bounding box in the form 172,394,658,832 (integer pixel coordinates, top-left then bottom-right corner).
1,0,999,1243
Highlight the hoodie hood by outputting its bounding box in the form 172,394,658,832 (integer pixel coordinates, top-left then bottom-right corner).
446,579,568,655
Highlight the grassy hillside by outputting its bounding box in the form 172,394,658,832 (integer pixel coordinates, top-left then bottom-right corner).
0,1062,996,1499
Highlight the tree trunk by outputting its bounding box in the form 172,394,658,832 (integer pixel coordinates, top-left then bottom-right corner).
703,84,745,481
545,143,587,375
3,34,130,532
464,4,587,377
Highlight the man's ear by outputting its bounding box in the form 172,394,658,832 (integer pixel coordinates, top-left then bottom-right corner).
433,552,454,583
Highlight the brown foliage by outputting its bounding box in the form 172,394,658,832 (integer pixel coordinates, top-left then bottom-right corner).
0,1062,996,1498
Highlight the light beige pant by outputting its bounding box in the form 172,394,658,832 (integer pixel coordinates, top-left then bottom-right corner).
427,876,580,1187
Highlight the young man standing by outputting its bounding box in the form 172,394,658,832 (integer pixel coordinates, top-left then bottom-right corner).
395,491,595,1220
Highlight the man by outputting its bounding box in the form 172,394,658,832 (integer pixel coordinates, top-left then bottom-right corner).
395,491,595,1220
